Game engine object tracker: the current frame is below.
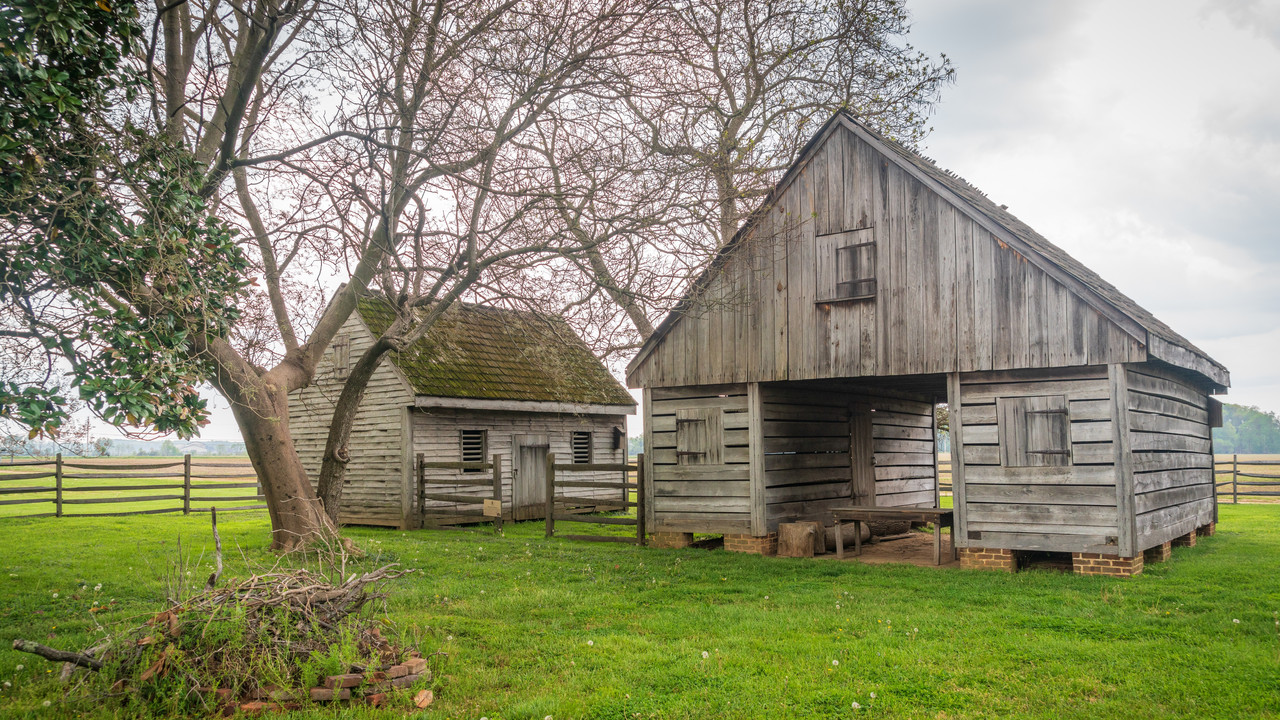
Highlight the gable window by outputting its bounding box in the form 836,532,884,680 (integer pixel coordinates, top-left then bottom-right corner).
332,336,351,380
997,395,1071,467
571,431,593,464
460,429,487,472
675,407,724,465
816,227,876,302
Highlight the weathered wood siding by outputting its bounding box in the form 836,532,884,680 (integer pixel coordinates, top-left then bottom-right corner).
289,312,415,528
869,394,938,508
413,408,627,519
648,384,752,534
628,124,1148,389
1124,364,1216,550
644,381,938,535
956,367,1121,553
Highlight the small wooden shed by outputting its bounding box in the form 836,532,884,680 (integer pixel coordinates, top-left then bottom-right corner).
627,111,1228,573
290,297,636,528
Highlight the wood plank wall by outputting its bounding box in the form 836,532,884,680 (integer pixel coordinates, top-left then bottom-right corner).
956,366,1122,553
648,384,753,534
628,125,1149,389
761,386,852,526
647,382,938,535
1125,364,1216,549
289,313,415,528
413,408,627,518
869,395,937,507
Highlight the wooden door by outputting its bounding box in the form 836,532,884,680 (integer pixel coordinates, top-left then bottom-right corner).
513,434,550,520
850,404,875,505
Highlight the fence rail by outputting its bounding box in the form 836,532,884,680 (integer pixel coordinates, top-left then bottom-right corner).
545,452,645,545
1214,455,1280,503
417,454,503,529
0,454,261,518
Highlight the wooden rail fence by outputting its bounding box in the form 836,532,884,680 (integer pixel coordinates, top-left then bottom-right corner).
544,452,646,544
0,455,261,519
1215,455,1280,503
417,454,503,530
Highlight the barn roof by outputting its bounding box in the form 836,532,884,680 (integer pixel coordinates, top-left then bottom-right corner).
626,110,1229,389
357,297,635,407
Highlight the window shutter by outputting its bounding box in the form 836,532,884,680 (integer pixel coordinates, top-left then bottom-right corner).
675,408,724,465
998,395,1071,467
460,430,487,472
571,431,593,464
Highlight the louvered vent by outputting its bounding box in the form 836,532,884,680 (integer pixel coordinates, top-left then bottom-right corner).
460,430,486,472
571,431,592,465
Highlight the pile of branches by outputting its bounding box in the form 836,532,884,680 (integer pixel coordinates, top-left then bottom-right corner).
14,525,426,714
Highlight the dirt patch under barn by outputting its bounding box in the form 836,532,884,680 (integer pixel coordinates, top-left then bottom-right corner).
816,530,959,568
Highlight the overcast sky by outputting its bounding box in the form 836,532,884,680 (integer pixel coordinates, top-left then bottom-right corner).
151,0,1280,443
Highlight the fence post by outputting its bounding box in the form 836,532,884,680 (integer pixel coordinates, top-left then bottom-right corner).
635,452,646,545
491,453,503,533
54,453,63,518
1232,454,1238,504
183,454,192,515
544,452,556,538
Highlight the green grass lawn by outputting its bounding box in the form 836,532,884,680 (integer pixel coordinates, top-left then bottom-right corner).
1,506,1277,719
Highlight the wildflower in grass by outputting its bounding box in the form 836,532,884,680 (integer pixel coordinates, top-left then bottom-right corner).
702,651,709,659
15,665,22,671
94,584,101,592
42,701,50,707
870,692,876,699
3,681,9,688
587,640,594,647
832,660,839,666
852,701,861,710
1233,619,1240,624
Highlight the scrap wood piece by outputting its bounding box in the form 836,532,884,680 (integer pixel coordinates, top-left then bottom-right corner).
414,689,435,708
11,639,104,670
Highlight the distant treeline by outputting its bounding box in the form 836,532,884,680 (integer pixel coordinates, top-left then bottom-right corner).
1212,403,1280,454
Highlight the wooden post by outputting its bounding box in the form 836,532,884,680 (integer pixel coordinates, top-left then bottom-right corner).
183,454,192,515
416,453,425,522
1232,454,1238,504
491,453,503,532
544,452,556,538
54,453,63,518
635,453,646,545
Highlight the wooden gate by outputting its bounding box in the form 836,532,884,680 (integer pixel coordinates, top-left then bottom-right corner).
417,453,503,530
544,452,646,544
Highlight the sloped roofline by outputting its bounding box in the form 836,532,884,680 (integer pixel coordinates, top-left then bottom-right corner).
626,110,1229,390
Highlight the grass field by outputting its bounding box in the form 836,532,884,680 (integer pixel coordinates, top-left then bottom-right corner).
1,505,1278,719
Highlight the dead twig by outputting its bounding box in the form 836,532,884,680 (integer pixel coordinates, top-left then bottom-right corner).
12,640,104,670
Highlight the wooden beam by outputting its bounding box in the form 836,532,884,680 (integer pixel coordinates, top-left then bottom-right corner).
947,373,968,547
1109,364,1138,557
748,382,767,536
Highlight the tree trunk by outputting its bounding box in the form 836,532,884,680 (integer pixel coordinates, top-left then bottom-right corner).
316,337,396,524
229,384,339,552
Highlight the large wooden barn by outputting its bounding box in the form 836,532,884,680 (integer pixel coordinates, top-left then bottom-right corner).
627,110,1228,574
290,297,635,528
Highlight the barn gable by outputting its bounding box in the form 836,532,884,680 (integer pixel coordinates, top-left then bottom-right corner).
626,112,1228,392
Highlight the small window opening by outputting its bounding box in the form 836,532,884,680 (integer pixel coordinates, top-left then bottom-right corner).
460,429,487,472
835,240,877,300
572,431,593,464
998,395,1071,467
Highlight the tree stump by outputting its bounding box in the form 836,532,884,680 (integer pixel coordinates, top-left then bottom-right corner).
778,523,816,558
798,521,826,555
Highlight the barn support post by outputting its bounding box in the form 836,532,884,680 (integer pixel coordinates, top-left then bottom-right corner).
415,452,425,524
544,452,556,538
491,453,503,532
635,452,646,544
54,453,63,518
183,454,192,515
946,374,967,547
1109,364,1138,559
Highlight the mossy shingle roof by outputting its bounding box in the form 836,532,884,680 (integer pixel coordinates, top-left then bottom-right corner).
357,298,634,406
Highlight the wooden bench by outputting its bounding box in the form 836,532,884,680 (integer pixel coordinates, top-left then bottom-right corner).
831,507,956,566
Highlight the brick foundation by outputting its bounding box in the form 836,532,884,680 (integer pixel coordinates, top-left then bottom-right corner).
1172,530,1197,548
1197,522,1216,537
959,547,1016,572
1143,541,1172,564
649,532,694,549
723,533,778,556
1072,552,1143,577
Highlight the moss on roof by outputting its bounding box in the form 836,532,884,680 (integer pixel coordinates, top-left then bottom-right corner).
357,297,634,406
